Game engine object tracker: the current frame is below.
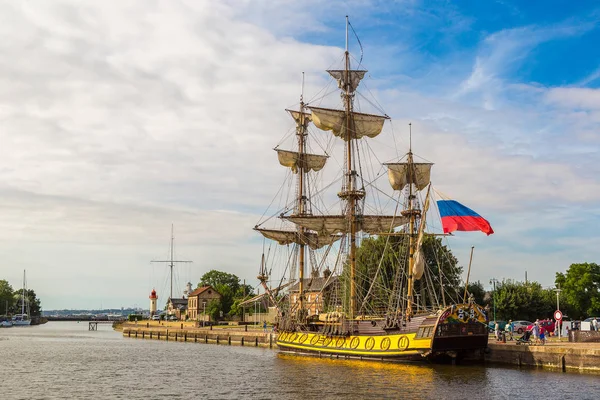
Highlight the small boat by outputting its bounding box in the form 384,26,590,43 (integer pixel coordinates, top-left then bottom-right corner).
12,270,31,326
0,318,12,328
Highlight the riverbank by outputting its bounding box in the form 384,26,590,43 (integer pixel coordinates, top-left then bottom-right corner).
120,323,600,373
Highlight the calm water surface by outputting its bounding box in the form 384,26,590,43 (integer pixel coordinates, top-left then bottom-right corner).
1,322,598,399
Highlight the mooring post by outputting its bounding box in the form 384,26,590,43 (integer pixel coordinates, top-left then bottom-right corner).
205,335,208,343
217,335,220,345
269,334,272,348
245,325,248,332
241,337,245,346
255,337,258,347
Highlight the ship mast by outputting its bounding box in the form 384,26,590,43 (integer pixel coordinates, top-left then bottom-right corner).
297,73,307,315
405,124,416,318
343,16,359,319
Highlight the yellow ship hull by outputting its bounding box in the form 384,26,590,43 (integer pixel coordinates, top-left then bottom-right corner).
276,331,431,361
276,304,489,361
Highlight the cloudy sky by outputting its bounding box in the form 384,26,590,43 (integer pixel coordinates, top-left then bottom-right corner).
1,0,599,310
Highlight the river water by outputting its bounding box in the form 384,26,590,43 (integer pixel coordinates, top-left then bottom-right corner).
1,322,598,399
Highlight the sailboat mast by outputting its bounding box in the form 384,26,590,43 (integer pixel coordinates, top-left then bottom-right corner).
22,269,25,315
297,73,307,314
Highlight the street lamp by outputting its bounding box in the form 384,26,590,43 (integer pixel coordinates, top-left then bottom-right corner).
203,301,206,327
489,278,498,322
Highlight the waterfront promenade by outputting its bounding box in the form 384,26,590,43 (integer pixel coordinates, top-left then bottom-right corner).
120,322,600,373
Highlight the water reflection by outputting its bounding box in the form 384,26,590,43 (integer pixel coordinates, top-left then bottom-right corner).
1,322,599,400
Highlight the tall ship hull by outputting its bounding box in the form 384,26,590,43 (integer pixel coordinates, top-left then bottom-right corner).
254,17,493,364
277,303,488,361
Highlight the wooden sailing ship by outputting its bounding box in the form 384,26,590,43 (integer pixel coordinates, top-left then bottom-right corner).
254,17,489,362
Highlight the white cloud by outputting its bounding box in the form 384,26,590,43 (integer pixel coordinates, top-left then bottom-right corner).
1,1,600,309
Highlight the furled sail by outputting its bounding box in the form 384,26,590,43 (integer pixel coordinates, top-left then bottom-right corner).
413,185,431,280
283,215,408,236
327,70,367,93
255,228,342,250
308,106,389,141
275,149,328,173
386,162,433,191
286,109,312,126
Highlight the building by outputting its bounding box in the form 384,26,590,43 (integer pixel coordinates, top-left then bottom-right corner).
289,270,339,317
187,286,222,322
167,297,189,320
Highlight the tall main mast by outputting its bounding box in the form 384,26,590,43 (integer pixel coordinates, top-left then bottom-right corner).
297,74,308,314
343,16,358,319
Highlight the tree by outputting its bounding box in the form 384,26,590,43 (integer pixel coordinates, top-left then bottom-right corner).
353,235,463,311
492,280,554,321
206,299,222,322
0,280,14,315
555,263,600,318
459,281,487,306
12,288,42,316
198,270,254,317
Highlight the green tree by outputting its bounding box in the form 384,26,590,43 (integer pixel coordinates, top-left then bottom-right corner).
492,280,554,321
353,235,463,310
0,280,14,315
459,281,487,305
206,299,222,322
555,263,600,318
198,270,254,317
12,288,42,316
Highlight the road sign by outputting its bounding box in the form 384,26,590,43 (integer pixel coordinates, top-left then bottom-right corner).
554,310,563,321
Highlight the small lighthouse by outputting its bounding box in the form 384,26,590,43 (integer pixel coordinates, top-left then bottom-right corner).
149,289,158,316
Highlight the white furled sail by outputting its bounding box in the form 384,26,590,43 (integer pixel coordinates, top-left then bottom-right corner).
255,228,342,250
413,185,431,280
286,109,312,125
386,162,433,191
308,106,389,141
276,149,328,173
327,70,367,93
284,215,408,236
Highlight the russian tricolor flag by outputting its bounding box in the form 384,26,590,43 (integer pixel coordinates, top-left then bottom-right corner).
437,200,494,236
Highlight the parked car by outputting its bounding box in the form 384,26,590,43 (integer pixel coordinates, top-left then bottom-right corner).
151,315,160,321
488,320,507,333
166,315,177,321
511,320,532,334
527,319,555,334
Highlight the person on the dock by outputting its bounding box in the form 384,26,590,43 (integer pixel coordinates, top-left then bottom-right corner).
494,321,500,341
539,325,546,345
263,320,267,333
505,320,514,341
592,318,599,332
532,321,540,344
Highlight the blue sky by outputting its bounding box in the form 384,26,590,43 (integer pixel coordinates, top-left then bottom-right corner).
0,0,599,309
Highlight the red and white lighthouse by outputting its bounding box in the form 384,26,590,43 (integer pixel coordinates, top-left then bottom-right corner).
149,289,158,316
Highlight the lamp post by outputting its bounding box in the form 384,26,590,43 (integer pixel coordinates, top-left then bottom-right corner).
489,278,498,322
555,287,562,339
203,301,206,327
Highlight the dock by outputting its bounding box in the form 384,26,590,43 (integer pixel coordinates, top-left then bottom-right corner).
485,340,600,373
121,322,275,348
